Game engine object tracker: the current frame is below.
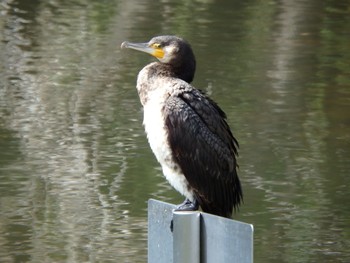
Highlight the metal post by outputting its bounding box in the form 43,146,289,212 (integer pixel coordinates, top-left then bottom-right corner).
148,199,254,263
148,199,175,263
173,211,200,263
201,213,254,263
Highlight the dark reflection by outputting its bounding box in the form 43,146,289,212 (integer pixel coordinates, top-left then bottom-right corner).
1,0,148,261
0,0,349,262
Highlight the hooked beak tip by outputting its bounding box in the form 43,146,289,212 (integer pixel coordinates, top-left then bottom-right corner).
121,41,129,49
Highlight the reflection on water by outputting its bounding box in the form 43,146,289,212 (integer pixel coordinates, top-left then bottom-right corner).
0,0,350,262
0,0,150,262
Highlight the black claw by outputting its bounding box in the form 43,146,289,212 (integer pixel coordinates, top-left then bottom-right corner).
175,198,199,212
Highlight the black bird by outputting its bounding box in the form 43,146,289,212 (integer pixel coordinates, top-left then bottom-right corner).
121,35,242,218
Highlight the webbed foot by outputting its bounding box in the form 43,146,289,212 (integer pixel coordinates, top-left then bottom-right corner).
175,198,199,211
170,199,199,232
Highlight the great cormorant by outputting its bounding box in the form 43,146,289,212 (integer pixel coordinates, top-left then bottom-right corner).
121,35,242,218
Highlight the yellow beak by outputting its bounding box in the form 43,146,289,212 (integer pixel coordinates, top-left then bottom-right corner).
121,41,165,59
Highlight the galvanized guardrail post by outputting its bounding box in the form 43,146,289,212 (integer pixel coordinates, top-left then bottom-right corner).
173,211,200,263
200,212,254,263
148,199,175,263
148,199,254,263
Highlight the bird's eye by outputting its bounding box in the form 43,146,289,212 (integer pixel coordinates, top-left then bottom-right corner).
152,43,161,49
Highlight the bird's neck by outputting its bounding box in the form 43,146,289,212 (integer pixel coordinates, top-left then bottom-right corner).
173,64,195,83
136,62,194,106
153,62,195,83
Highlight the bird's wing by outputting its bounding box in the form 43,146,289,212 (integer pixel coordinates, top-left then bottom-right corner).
164,87,242,217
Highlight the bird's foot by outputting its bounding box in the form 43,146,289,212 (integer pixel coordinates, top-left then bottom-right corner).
170,199,199,232
175,198,199,212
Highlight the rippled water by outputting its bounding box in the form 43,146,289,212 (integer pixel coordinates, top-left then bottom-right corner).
1,0,350,262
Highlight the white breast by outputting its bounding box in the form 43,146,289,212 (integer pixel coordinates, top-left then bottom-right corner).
142,88,194,201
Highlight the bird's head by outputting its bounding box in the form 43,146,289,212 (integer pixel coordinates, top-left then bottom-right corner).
121,35,196,82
